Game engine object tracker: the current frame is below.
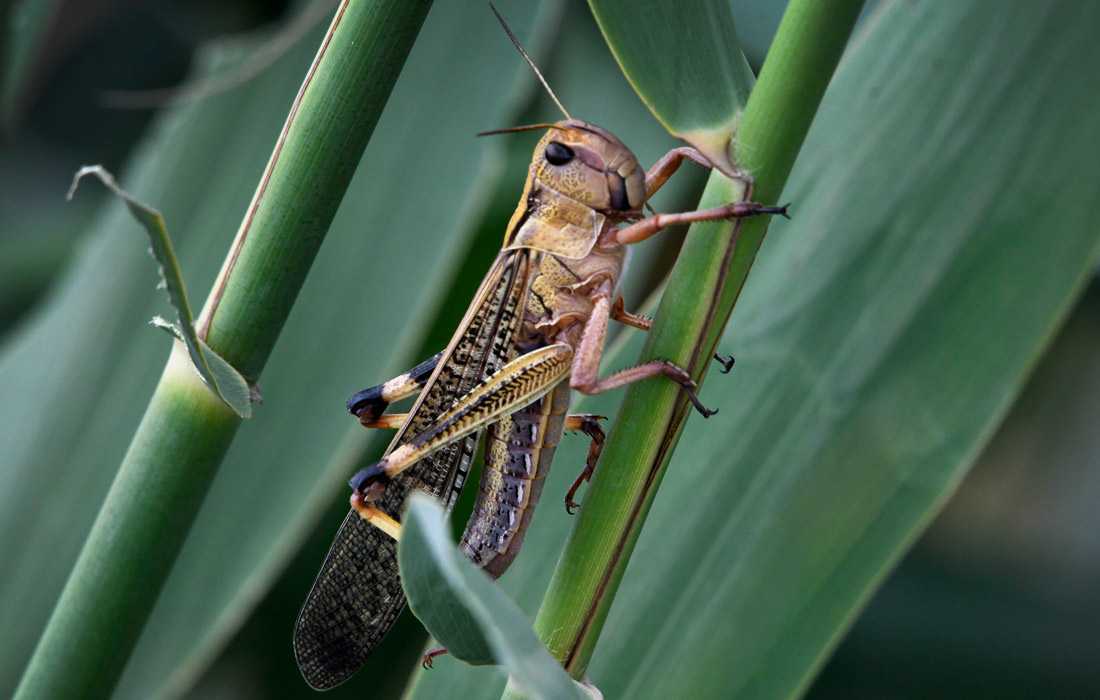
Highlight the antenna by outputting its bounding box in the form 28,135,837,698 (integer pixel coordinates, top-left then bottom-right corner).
489,3,572,120
477,123,564,137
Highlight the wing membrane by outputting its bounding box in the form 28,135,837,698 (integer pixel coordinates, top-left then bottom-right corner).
293,249,534,689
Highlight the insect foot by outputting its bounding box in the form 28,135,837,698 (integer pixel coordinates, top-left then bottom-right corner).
726,201,791,220
422,647,449,669
346,388,387,423
656,360,718,418
565,468,593,514
687,390,719,418
713,353,736,373
348,462,389,493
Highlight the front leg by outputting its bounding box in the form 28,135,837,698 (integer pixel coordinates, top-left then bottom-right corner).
643,146,722,200
570,284,717,417
613,201,789,246
633,146,788,245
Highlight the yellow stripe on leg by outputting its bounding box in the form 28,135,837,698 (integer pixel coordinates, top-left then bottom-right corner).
360,413,409,430
380,343,574,481
350,493,402,541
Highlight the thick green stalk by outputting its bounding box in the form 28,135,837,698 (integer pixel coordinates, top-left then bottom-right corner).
14,1,431,697
511,0,866,689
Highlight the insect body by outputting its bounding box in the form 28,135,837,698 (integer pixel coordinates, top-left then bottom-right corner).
293,11,786,691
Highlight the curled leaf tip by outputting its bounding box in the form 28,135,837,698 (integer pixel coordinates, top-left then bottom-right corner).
66,164,111,201
69,165,252,418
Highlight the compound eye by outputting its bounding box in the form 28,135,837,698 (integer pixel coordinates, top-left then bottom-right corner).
544,141,574,166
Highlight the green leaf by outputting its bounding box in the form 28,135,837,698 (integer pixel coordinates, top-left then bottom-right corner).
408,1,1100,698
401,500,491,666
69,166,252,418
0,46,244,695
819,283,1100,697
587,0,754,177
400,495,588,699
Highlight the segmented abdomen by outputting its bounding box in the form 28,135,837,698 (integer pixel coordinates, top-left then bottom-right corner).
460,380,571,578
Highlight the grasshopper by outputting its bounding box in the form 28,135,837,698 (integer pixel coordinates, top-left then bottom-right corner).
293,6,786,690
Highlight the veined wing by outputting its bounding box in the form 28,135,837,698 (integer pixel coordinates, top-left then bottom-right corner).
293,248,535,689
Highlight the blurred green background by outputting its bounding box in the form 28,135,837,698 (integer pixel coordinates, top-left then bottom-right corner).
3,1,1099,698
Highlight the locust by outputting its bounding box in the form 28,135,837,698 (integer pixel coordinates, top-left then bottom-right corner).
293,6,787,690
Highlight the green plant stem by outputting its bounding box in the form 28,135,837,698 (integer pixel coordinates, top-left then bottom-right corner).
14,2,431,697
506,0,865,692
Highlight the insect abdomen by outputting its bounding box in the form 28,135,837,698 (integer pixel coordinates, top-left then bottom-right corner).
460,381,570,577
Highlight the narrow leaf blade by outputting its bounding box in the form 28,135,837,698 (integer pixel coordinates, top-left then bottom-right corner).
400,495,587,700
68,165,251,417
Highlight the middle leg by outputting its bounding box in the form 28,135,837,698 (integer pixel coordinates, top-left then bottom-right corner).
563,414,606,514
611,297,735,374
570,284,716,417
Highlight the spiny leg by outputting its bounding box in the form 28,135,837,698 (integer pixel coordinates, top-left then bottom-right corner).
350,343,574,494
611,296,735,373
578,289,712,412
347,351,443,425
586,360,718,417
571,283,716,417
563,414,605,514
